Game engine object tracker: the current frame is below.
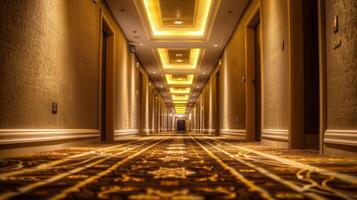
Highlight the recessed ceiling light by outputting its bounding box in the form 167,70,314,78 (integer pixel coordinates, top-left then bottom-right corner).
196,86,200,88
213,44,218,47
177,59,183,62
153,71,156,74
174,20,183,25
160,86,163,88
202,72,206,75
139,43,143,46
176,53,183,57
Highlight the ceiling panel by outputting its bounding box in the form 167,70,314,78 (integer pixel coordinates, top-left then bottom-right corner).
106,0,250,115
159,0,196,26
168,49,190,64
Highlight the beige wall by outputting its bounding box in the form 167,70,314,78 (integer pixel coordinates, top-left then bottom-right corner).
261,0,290,130
202,82,210,133
157,96,169,132
0,0,163,144
220,0,261,132
323,0,357,155
140,73,155,134
325,0,357,130
197,72,217,134
0,0,101,129
196,0,259,135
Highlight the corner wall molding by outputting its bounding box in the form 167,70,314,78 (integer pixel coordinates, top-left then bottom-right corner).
220,129,247,137
261,129,289,141
0,129,100,145
324,130,357,146
114,129,139,136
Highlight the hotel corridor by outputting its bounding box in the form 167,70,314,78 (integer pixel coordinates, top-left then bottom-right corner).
1,134,357,200
1,0,357,199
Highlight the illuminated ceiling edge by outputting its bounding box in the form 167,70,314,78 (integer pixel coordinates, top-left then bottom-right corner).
133,0,222,41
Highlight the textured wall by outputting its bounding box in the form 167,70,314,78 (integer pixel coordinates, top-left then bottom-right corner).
202,81,211,132
261,0,290,129
0,0,152,137
325,0,357,129
220,0,259,130
0,0,100,129
140,72,154,134
113,23,131,130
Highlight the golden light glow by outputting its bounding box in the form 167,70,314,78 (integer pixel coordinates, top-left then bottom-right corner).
166,74,194,85
158,48,200,70
175,106,187,114
141,0,212,37
173,101,188,104
170,88,191,94
176,110,186,114
174,104,187,108
172,95,189,101
175,106,186,109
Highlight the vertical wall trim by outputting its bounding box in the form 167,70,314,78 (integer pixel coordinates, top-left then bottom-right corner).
287,0,305,149
99,10,116,141
318,0,327,155
245,2,261,142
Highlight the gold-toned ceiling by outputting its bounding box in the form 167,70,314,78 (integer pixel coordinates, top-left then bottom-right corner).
135,0,218,40
156,48,201,71
168,49,190,64
159,0,197,26
133,0,221,115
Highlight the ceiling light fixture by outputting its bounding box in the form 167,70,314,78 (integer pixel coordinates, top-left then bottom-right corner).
166,74,194,85
141,0,212,37
158,48,200,70
172,95,189,101
170,88,190,94
174,20,183,25
213,44,218,47
173,100,188,104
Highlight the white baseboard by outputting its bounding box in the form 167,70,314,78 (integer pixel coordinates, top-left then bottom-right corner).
114,129,139,136
324,130,357,146
261,129,289,141
203,129,216,133
0,129,99,145
220,129,247,137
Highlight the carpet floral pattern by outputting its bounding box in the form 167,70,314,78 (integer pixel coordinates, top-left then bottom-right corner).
0,135,356,199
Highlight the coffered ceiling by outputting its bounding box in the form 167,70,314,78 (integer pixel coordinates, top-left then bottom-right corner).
105,0,250,115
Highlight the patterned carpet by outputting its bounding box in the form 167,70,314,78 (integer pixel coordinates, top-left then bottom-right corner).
0,135,356,200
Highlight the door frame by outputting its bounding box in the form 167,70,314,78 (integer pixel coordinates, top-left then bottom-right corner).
317,0,327,154
288,0,325,151
215,68,221,136
245,3,261,142
287,0,305,149
99,10,115,141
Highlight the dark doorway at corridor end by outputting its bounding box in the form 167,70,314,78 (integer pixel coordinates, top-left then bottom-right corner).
177,120,186,132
